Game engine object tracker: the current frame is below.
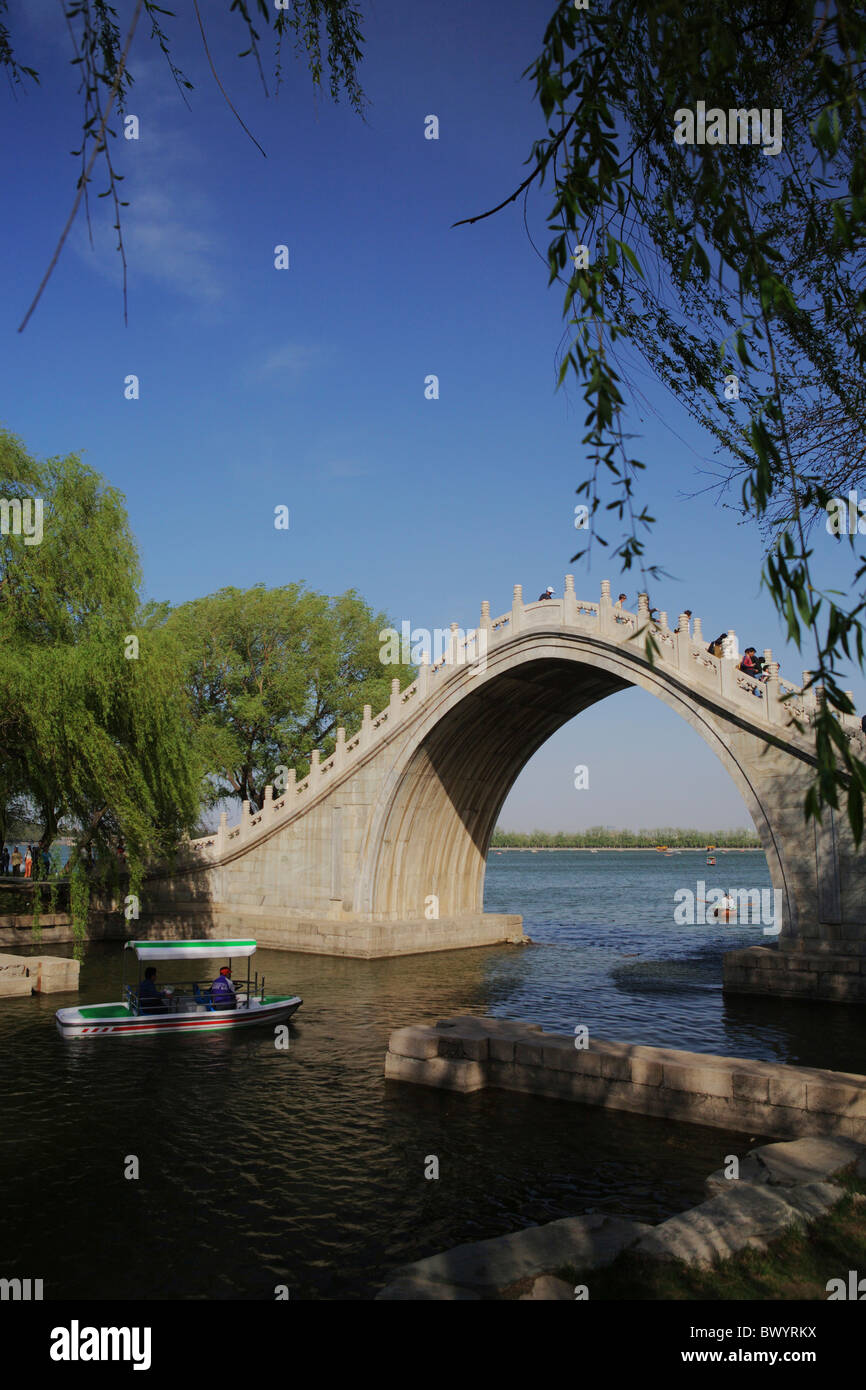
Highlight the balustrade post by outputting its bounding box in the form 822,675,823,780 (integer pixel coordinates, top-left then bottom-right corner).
389,676,401,717
674,612,690,671
362,703,373,743
693,617,704,644
310,750,321,777
217,811,227,852
335,727,346,770
719,653,732,699
286,769,296,796
801,672,816,720
598,578,613,636
416,653,430,701
764,660,781,724
511,583,524,635
479,599,491,631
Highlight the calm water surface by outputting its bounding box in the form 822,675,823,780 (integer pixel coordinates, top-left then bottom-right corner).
2,849,865,1300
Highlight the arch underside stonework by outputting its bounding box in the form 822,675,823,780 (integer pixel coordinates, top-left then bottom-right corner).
363,640,791,927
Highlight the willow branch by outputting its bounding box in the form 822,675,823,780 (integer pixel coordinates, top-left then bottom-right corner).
18,0,144,332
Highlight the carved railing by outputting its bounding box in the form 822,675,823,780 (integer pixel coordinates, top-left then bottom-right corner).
186,577,863,858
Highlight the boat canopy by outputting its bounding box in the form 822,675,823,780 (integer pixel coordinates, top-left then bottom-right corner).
124,939,257,962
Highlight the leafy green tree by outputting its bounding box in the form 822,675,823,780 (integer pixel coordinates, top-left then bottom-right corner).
160,583,414,812
0,427,200,868
491,825,760,848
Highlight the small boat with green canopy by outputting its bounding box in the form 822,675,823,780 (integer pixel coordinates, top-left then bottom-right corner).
55,939,302,1039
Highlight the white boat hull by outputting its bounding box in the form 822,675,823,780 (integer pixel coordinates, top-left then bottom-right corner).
56,995,302,1039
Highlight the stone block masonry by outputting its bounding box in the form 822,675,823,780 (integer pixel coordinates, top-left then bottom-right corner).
0,953,80,995
725,939,866,1003
385,1016,866,1144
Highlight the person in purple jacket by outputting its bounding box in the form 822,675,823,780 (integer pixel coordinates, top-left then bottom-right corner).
210,966,237,1010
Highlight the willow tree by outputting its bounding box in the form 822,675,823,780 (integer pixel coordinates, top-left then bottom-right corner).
0,427,200,872
456,0,866,838
159,583,414,813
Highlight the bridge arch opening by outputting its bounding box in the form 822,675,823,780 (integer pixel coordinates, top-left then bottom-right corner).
363,647,785,924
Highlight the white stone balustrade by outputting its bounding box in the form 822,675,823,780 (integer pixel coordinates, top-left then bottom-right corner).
186,578,863,856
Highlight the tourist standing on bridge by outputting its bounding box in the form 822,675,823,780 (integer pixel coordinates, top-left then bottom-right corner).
10,846,22,876
23,848,32,879
707,633,727,658
538,586,554,600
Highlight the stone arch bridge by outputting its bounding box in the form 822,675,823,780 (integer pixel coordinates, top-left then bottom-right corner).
143,579,866,1002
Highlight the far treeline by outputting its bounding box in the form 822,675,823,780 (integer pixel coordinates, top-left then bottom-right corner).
491,828,761,849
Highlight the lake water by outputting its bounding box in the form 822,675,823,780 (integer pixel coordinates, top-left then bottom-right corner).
2,849,865,1300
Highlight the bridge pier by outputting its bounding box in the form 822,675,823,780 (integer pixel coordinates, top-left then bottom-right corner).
130,893,527,959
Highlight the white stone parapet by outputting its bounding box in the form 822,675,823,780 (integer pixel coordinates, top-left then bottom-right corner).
185,578,862,857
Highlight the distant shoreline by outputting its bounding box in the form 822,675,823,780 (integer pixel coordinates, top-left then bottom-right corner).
489,846,761,853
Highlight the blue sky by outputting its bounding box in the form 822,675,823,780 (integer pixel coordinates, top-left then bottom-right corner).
0,0,859,832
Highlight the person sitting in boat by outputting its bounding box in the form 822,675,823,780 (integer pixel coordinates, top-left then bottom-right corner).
138,966,167,1014
210,966,237,1010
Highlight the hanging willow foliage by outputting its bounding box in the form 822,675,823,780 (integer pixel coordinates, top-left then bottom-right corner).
459,0,866,841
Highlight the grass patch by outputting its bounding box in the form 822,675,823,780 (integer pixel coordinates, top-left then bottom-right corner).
547,1172,866,1301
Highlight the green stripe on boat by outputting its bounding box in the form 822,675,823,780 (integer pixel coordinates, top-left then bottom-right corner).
79,1004,133,1019
126,940,256,948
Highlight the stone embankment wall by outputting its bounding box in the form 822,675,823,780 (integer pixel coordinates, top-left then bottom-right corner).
725,939,866,1003
0,910,122,950
385,1017,866,1144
